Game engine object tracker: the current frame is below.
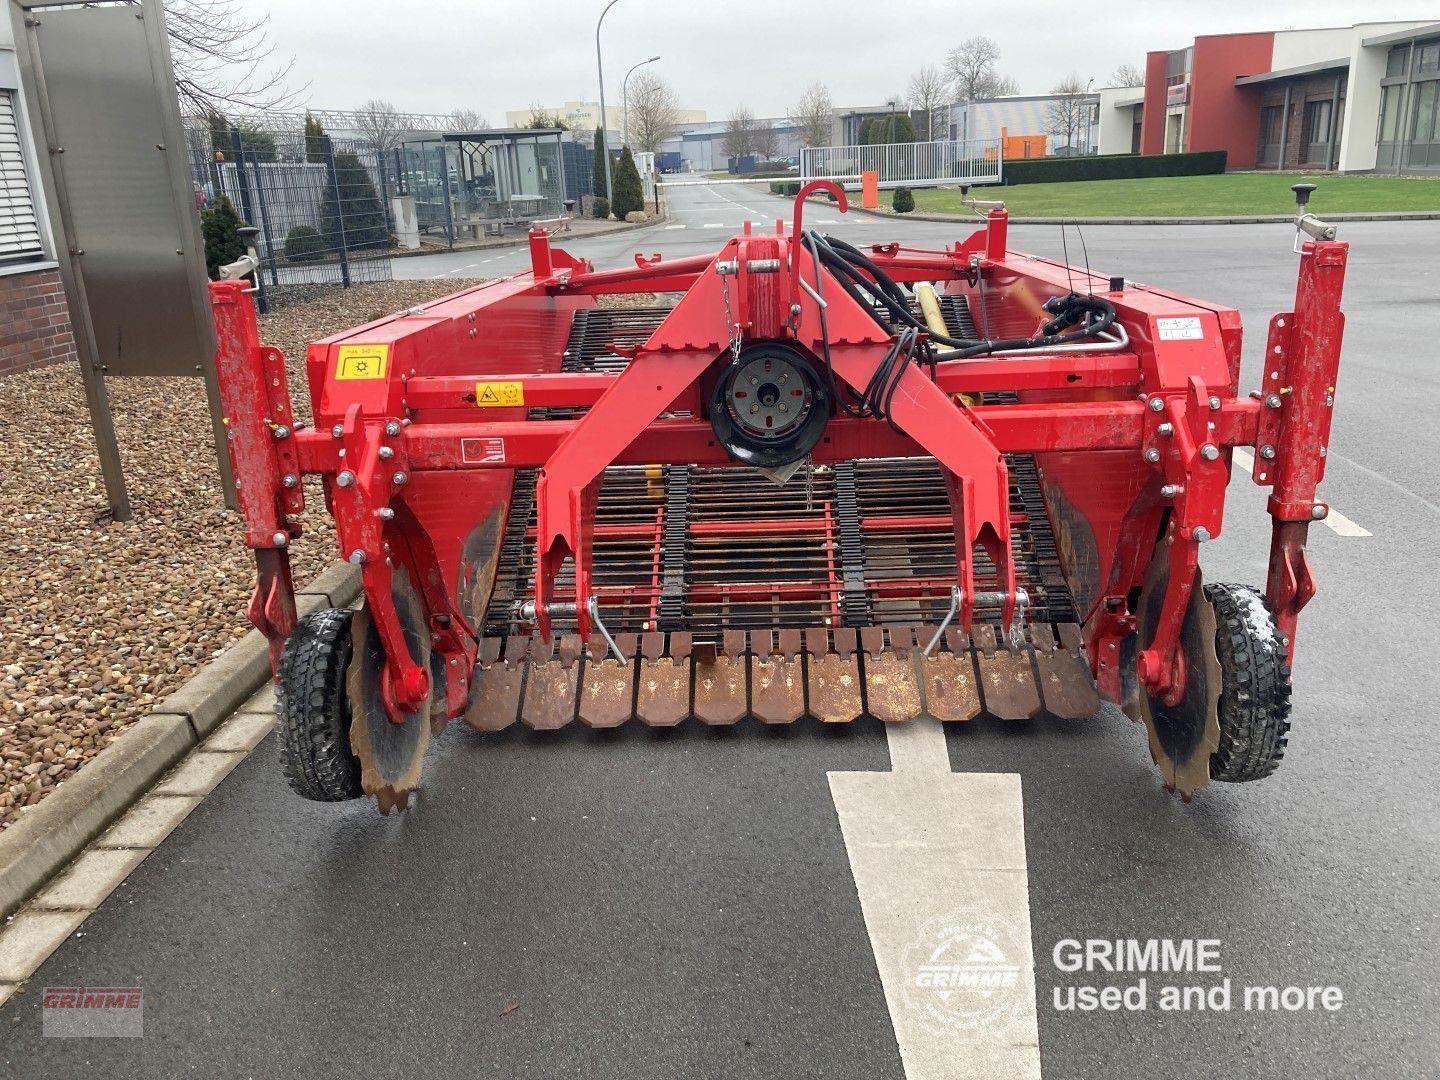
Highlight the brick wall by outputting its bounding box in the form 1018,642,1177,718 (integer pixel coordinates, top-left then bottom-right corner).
1258,73,1348,170
0,267,75,377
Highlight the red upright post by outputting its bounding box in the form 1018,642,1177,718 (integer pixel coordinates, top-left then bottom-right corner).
1264,239,1348,663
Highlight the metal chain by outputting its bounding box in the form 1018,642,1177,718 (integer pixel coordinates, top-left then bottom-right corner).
719,273,742,365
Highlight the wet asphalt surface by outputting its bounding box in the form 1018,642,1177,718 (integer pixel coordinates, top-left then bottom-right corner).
2,184,1436,1078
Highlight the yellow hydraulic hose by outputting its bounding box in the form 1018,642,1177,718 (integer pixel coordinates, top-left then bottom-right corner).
916,283,979,407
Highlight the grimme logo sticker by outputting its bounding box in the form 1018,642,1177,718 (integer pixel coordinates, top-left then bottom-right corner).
902,912,1027,1032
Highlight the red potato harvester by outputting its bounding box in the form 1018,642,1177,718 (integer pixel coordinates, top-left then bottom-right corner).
211,181,1347,813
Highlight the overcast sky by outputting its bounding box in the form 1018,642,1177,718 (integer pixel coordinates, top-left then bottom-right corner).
240,1,1433,120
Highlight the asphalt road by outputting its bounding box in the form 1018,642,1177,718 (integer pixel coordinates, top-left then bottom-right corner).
3,182,1437,1078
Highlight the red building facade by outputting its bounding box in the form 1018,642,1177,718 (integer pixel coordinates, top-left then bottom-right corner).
1141,32,1276,169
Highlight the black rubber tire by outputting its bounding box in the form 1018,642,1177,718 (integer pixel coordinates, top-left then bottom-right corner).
1205,583,1292,783
276,607,364,801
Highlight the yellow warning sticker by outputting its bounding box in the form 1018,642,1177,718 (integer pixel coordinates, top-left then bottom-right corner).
474,381,525,408
335,344,389,381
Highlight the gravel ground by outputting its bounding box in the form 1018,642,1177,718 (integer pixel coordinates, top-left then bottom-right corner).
0,278,482,830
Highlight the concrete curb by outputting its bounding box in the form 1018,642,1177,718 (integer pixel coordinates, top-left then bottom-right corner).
840,203,1440,226
0,562,361,918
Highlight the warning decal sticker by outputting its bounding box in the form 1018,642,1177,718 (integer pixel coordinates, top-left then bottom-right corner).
475,381,525,407
461,437,507,464
335,344,390,380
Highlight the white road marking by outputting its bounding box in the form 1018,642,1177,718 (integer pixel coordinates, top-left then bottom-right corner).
1232,449,1371,536
664,224,687,230
701,223,727,228
830,711,1041,1079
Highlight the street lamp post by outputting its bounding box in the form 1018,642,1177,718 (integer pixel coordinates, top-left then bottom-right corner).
622,55,662,149
595,0,622,205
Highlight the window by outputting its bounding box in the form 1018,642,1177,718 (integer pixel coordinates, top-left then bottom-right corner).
1413,81,1439,142
1387,45,1411,78
1257,104,1283,165
1379,84,1404,142
0,91,44,264
1304,100,1333,146
1419,42,1440,76
1302,99,1334,165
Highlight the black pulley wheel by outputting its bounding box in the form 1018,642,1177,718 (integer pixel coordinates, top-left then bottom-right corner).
710,343,830,469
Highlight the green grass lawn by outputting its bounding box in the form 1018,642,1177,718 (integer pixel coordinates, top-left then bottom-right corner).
907,171,1440,218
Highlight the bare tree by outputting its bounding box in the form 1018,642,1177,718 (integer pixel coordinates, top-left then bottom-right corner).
1111,63,1145,87
723,106,758,158
526,105,568,129
790,82,834,149
753,121,780,162
989,73,1021,96
945,36,1023,101
166,0,299,116
907,64,949,141
450,107,488,131
1046,73,1090,151
947,36,994,100
353,99,413,155
627,71,680,153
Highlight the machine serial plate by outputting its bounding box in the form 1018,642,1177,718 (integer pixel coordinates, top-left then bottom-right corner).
1156,317,1204,341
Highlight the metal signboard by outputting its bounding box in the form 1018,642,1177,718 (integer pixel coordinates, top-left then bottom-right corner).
10,0,231,516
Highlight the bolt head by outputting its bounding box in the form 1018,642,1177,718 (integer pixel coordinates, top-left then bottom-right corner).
331,424,344,438
378,446,394,460
1144,447,1161,463
282,474,298,488
1208,395,1221,411
1148,397,1165,413
272,531,288,547
1192,525,1211,542
1161,483,1181,497
378,507,395,520
1264,393,1283,409
1157,422,1174,437
385,420,401,436
348,549,367,565
392,471,408,486
336,470,355,487
1200,443,1220,461
1312,504,1327,520
273,424,290,439
1259,444,1276,460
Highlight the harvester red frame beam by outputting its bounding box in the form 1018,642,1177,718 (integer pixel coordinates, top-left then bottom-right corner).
209,190,1347,729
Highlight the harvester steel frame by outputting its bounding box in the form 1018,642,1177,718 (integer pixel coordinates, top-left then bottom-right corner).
211,182,1347,805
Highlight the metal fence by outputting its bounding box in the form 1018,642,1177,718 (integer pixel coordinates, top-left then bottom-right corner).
800,139,1004,188
185,123,393,310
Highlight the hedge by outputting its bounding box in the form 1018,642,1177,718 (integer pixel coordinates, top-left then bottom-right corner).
1002,150,1227,186
770,180,802,197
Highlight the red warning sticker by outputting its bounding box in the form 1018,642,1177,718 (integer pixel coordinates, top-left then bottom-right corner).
460,437,507,464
